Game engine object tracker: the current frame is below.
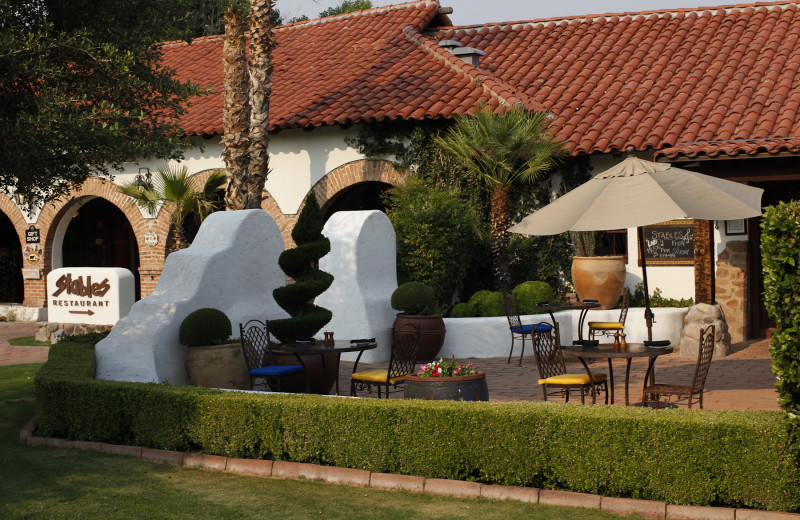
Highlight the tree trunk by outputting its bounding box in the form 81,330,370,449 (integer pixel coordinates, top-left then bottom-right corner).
222,5,250,211
490,183,512,292
246,0,276,209
694,219,714,304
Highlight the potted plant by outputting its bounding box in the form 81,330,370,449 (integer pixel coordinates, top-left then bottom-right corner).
569,231,625,309
180,307,250,390
391,281,446,362
404,356,488,401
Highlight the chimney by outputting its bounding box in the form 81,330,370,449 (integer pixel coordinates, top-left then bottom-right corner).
438,40,485,67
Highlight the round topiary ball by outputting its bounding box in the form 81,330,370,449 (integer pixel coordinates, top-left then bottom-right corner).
391,282,435,315
450,302,478,318
476,291,505,317
512,281,555,314
179,308,232,346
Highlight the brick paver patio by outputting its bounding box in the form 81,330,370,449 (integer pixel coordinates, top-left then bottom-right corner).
1,322,780,411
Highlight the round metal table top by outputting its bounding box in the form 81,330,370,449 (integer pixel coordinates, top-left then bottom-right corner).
533,302,601,313
280,340,377,354
563,342,674,359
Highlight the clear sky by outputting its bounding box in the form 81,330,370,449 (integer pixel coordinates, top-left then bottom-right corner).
276,0,721,25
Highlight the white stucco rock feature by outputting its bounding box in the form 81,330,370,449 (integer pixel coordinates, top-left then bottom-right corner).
316,210,397,363
95,210,288,384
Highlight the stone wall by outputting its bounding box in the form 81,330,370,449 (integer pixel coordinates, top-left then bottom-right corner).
715,240,748,343
35,322,113,344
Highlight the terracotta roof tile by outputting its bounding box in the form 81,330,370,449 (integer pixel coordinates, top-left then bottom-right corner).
433,1,800,158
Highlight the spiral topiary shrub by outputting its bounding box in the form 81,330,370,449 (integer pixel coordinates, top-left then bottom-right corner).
179,308,232,346
271,193,334,343
450,302,478,318
476,291,505,317
512,281,555,314
391,281,435,316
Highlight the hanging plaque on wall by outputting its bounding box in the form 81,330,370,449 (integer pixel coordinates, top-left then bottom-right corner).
25,225,40,244
638,220,695,266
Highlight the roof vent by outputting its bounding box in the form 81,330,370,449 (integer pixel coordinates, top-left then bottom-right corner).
438,40,462,49
451,46,485,67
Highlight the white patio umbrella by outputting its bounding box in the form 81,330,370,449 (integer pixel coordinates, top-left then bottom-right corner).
509,156,764,341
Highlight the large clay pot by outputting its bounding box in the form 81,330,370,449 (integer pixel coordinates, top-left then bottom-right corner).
404,371,488,401
393,314,446,362
571,256,626,309
184,342,250,390
272,348,339,395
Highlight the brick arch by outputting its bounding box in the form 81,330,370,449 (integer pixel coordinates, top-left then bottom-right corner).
262,159,409,248
0,194,28,250
314,159,408,216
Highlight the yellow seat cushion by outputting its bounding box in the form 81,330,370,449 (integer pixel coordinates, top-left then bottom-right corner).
352,369,407,385
588,321,624,330
538,373,607,385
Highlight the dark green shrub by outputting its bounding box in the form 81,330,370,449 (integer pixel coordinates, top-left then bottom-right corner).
450,302,478,318
630,283,693,308
35,338,800,512
468,290,493,307
476,291,504,317
58,331,110,344
271,193,334,343
384,177,480,304
512,281,554,314
178,308,232,346
762,201,800,439
391,281,435,315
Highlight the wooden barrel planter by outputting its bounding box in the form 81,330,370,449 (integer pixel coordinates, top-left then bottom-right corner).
404,371,488,401
393,314,446,362
184,342,250,390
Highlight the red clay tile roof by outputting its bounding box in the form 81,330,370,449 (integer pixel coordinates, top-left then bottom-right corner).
161,1,530,136
163,1,800,161
434,1,800,159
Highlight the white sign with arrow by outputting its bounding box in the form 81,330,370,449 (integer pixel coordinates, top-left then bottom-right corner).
47,267,135,325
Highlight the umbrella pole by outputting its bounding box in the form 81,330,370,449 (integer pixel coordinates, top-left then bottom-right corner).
637,226,654,342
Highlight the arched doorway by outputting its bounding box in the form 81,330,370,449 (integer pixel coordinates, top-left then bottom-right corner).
0,213,23,303
61,198,141,298
322,181,392,221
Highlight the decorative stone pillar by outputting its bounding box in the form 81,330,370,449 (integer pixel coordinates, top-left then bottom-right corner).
694,219,714,304
715,240,748,343
680,303,731,358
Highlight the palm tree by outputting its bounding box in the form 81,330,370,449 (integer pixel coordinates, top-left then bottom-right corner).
222,3,250,210
118,165,226,253
437,105,566,291
245,0,275,209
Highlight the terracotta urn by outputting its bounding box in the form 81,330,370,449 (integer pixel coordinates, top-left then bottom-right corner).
571,256,626,309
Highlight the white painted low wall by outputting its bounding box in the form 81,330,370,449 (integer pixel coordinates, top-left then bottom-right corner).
439,307,688,360
0,305,47,322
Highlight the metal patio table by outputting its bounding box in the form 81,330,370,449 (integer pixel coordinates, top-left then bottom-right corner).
562,342,674,405
282,340,377,395
535,302,601,342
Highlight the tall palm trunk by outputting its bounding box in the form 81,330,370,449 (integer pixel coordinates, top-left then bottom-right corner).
490,183,512,292
222,5,250,211
246,0,276,209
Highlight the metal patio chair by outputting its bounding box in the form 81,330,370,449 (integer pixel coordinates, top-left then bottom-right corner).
350,323,419,398
239,319,309,393
503,292,553,366
588,287,630,341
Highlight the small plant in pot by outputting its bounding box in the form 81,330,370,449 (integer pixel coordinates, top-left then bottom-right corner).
404,355,488,401
180,308,249,390
391,281,446,362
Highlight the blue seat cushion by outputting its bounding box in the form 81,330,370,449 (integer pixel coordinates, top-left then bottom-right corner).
248,365,304,377
512,323,553,334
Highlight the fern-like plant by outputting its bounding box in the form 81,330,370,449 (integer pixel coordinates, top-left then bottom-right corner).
270,193,334,343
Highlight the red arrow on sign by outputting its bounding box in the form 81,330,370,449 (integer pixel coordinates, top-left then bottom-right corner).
69,309,95,316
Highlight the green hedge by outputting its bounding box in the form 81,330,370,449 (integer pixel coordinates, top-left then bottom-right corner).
35,340,800,512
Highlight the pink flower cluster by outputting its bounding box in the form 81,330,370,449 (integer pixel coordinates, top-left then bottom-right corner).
416,355,478,378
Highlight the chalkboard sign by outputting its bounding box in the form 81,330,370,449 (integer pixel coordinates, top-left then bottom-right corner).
638,220,694,265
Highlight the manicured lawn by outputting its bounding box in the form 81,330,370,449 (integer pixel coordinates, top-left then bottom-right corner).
6,336,49,347
0,364,644,519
